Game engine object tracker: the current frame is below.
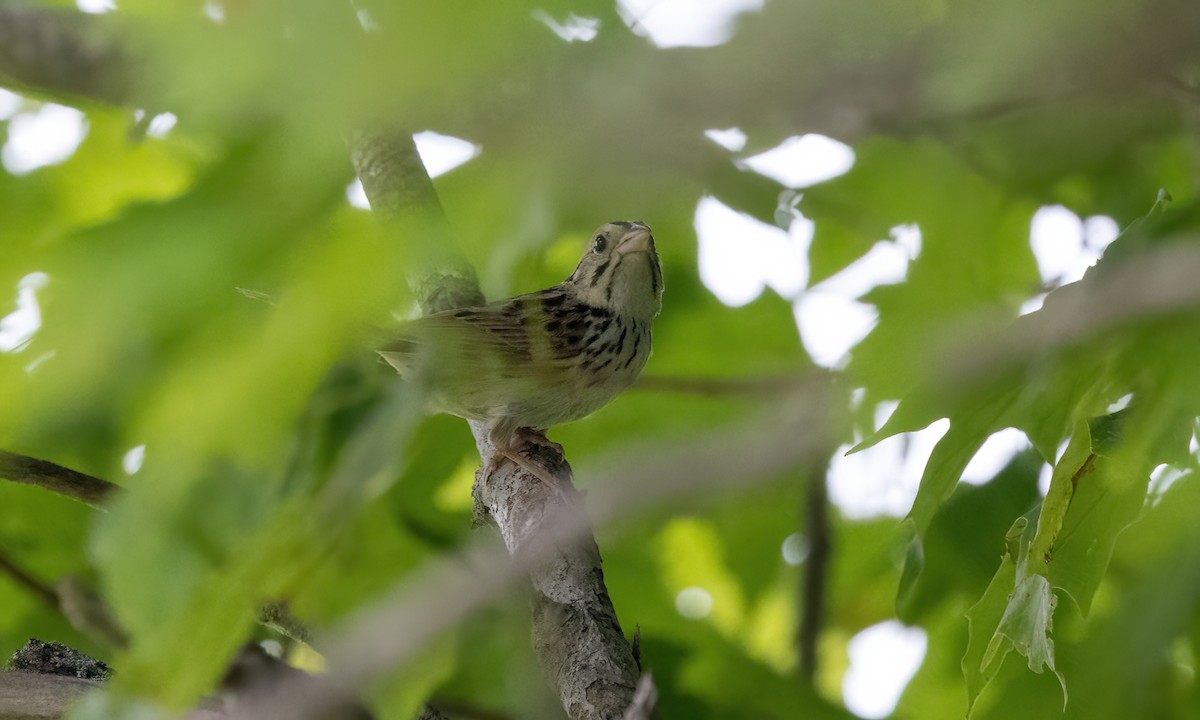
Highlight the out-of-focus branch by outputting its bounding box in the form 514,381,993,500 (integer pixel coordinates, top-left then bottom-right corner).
0,547,57,609
635,373,812,397
0,452,309,645
0,672,107,720
0,450,118,509
0,545,125,647
0,0,132,104
797,458,832,683
350,129,643,720
346,130,483,315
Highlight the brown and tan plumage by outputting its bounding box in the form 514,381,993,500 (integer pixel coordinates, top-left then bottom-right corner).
380,221,663,486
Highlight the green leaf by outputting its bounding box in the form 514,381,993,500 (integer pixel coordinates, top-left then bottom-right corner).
1046,454,1145,616
987,573,1066,707
906,390,1019,538
963,520,1021,716
964,514,1068,716
898,449,1042,623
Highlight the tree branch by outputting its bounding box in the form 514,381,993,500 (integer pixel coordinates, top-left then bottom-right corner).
0,0,132,104
0,672,107,720
0,451,118,509
226,382,839,720
350,129,643,719
0,547,58,610
797,458,832,683
634,373,814,397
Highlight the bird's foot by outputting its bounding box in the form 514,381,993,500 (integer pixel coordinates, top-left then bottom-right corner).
513,427,566,457
482,428,573,499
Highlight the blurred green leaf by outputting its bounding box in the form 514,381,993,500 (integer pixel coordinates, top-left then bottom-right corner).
4,1,1200,718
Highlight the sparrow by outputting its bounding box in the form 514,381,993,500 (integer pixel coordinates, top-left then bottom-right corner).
380,221,663,487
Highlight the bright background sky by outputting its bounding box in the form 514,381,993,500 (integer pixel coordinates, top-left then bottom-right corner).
0,1,1137,717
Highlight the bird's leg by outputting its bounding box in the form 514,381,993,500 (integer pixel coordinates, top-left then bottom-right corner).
484,423,570,494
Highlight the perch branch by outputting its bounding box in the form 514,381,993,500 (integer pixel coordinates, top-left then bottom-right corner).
350,129,643,719
225,381,839,720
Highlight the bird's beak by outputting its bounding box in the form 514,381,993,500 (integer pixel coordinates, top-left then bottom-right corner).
616,224,653,255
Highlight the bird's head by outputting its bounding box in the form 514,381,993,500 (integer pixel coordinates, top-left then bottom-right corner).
565,221,663,318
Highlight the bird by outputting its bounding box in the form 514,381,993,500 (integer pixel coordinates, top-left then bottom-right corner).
379,221,663,489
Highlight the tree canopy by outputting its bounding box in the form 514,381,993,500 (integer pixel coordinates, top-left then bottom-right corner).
2,1,1200,719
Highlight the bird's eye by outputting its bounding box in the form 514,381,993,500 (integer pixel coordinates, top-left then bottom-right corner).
593,235,607,252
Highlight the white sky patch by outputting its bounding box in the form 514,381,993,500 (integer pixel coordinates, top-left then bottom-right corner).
781,533,808,566
695,197,811,306
792,235,915,367
413,131,480,178
0,88,23,120
739,134,855,189
0,273,48,353
705,127,747,152
2,104,88,175
1147,463,1187,507
828,417,951,519
122,445,146,475
874,399,899,428
532,11,600,42
346,178,370,210
1084,215,1120,253
1107,393,1133,413
1019,291,1049,316
146,112,177,139
1030,205,1087,284
1037,438,1072,495
793,293,876,368
961,428,1030,485
843,621,927,718
617,0,762,47
675,586,714,619
817,240,911,298
77,0,116,13
1030,207,1121,283
891,223,922,258
203,0,226,23
1037,462,1053,496
1025,210,1118,314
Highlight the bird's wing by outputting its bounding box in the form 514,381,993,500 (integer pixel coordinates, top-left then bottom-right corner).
378,295,550,378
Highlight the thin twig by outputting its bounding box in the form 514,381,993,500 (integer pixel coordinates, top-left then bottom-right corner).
0,450,119,508
0,545,58,609
634,373,810,397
